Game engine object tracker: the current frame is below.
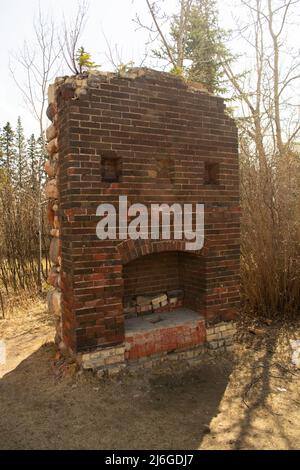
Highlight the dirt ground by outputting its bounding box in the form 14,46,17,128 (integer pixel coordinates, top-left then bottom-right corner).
0,301,300,450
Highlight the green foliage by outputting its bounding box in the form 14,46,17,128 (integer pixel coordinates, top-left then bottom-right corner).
0,118,45,190
0,122,15,179
183,0,231,94
170,65,184,77
153,0,233,95
15,117,28,188
0,118,50,296
27,134,39,192
75,47,100,73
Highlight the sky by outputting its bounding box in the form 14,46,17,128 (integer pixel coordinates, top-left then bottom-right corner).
0,0,238,135
0,0,155,134
0,0,299,136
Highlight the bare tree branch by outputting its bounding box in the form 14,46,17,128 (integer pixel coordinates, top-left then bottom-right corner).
145,0,177,68
59,0,89,75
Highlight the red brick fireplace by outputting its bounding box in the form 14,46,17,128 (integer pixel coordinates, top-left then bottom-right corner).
45,68,240,372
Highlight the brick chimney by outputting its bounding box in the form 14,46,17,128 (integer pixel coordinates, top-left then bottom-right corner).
45,68,240,374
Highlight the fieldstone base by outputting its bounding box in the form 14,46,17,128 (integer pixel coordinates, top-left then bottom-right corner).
126,344,206,371
206,321,237,352
76,319,237,377
78,344,126,374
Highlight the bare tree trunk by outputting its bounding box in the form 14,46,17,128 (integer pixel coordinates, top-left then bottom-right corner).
177,0,192,69
145,0,177,68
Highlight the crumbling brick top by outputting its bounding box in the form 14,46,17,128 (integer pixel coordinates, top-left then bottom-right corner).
49,67,210,103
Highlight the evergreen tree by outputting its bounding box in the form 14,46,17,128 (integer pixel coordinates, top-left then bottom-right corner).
183,0,231,94
27,134,39,191
151,0,232,95
0,122,15,180
75,47,100,73
0,127,3,175
15,117,28,188
36,134,47,186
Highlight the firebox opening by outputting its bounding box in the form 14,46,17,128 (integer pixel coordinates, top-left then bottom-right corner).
123,251,205,320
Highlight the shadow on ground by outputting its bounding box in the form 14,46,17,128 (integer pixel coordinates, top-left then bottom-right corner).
0,343,232,450
201,322,300,450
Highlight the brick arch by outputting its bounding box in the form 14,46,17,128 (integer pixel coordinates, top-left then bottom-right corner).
117,238,208,265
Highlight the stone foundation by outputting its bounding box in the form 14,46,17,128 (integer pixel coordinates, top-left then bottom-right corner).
77,319,237,376
45,88,62,348
206,321,237,352
79,344,126,373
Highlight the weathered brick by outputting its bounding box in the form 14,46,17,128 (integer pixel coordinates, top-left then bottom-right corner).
49,68,240,359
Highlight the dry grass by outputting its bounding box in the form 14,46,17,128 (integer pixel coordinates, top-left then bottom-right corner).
241,150,300,318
